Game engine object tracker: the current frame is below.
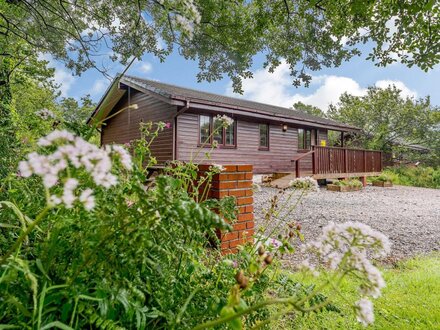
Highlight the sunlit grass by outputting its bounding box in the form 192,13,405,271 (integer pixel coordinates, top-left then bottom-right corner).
271,254,440,329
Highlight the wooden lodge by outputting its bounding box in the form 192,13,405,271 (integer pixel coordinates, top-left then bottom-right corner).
88,75,382,182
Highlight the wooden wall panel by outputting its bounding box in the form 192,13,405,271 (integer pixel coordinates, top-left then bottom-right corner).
176,113,312,174
101,90,176,164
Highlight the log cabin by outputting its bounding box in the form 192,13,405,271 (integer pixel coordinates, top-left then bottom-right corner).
88,75,382,184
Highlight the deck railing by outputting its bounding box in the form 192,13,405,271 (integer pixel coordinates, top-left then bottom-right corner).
312,146,382,176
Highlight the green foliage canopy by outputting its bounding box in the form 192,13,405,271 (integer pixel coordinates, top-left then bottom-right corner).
293,101,326,118
327,86,440,164
0,0,438,92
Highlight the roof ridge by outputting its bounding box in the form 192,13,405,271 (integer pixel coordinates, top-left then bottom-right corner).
122,74,355,129
123,74,306,114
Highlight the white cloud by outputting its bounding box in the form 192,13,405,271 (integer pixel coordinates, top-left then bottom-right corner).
225,61,417,111
91,79,109,96
139,62,153,74
53,69,75,97
291,76,366,109
38,53,75,97
375,80,417,98
225,61,294,107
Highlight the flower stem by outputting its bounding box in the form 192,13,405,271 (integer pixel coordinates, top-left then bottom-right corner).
0,206,51,265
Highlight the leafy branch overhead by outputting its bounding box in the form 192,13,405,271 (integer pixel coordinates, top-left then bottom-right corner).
0,0,439,91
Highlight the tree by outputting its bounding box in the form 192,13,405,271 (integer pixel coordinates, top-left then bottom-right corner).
0,36,96,180
59,96,95,123
0,0,438,93
0,35,58,179
327,86,440,164
293,101,326,118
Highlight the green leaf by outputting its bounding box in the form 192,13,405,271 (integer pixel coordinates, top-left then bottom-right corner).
40,321,74,330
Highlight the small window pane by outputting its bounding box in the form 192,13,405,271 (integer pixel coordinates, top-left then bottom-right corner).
259,124,269,148
305,130,311,149
199,115,210,144
298,128,304,149
213,117,224,144
225,120,235,145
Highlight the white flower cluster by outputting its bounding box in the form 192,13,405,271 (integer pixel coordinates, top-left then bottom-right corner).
301,221,391,326
289,176,319,191
35,108,56,120
18,130,133,211
106,145,133,172
356,298,374,326
215,114,234,128
210,164,225,172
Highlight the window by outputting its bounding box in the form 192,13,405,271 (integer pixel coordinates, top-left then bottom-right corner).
199,114,236,147
305,129,311,149
199,115,211,144
225,122,235,145
259,124,269,149
213,116,224,144
298,128,312,150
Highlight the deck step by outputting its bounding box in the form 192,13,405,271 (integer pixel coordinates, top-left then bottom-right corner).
269,172,313,189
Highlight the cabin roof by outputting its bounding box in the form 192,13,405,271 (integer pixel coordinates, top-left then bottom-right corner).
89,74,359,131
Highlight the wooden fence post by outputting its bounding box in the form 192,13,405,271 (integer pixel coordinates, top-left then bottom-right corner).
344,149,348,173
363,150,367,172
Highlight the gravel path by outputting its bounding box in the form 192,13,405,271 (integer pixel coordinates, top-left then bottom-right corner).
254,185,440,266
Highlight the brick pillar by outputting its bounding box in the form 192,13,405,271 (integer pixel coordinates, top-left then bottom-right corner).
198,165,254,254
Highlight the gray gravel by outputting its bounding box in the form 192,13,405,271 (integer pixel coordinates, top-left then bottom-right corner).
254,185,440,266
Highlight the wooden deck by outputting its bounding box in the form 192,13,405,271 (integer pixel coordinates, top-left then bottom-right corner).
271,146,383,188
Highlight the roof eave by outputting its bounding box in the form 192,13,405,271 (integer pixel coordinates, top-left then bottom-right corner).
87,74,126,126
97,75,359,132
169,95,359,132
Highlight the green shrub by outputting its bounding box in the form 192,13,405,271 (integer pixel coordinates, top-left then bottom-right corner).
383,166,440,189
371,173,394,183
332,178,363,188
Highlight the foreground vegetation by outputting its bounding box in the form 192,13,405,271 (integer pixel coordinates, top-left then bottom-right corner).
1,1,439,328
1,121,392,329
272,254,440,329
382,166,440,189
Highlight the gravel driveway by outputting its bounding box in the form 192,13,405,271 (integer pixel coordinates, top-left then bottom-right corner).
254,185,440,266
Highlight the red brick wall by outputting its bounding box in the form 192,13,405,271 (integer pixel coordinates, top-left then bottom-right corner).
198,165,254,254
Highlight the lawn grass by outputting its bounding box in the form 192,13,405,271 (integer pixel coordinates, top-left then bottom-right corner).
273,254,440,329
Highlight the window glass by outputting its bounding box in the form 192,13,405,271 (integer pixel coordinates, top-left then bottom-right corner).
259,124,269,148
305,130,311,149
199,114,236,147
199,115,211,144
298,128,312,149
213,117,224,144
225,120,235,145
298,128,304,149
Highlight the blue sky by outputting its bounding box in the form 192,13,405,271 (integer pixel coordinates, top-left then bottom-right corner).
48,46,440,110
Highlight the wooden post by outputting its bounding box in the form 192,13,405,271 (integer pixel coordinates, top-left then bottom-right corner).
363,150,367,172
344,149,348,173
361,176,367,187
312,149,316,175
380,151,383,172
296,160,301,178
341,131,344,147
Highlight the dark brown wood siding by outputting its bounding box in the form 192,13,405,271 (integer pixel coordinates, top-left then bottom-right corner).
176,112,320,173
101,89,176,164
